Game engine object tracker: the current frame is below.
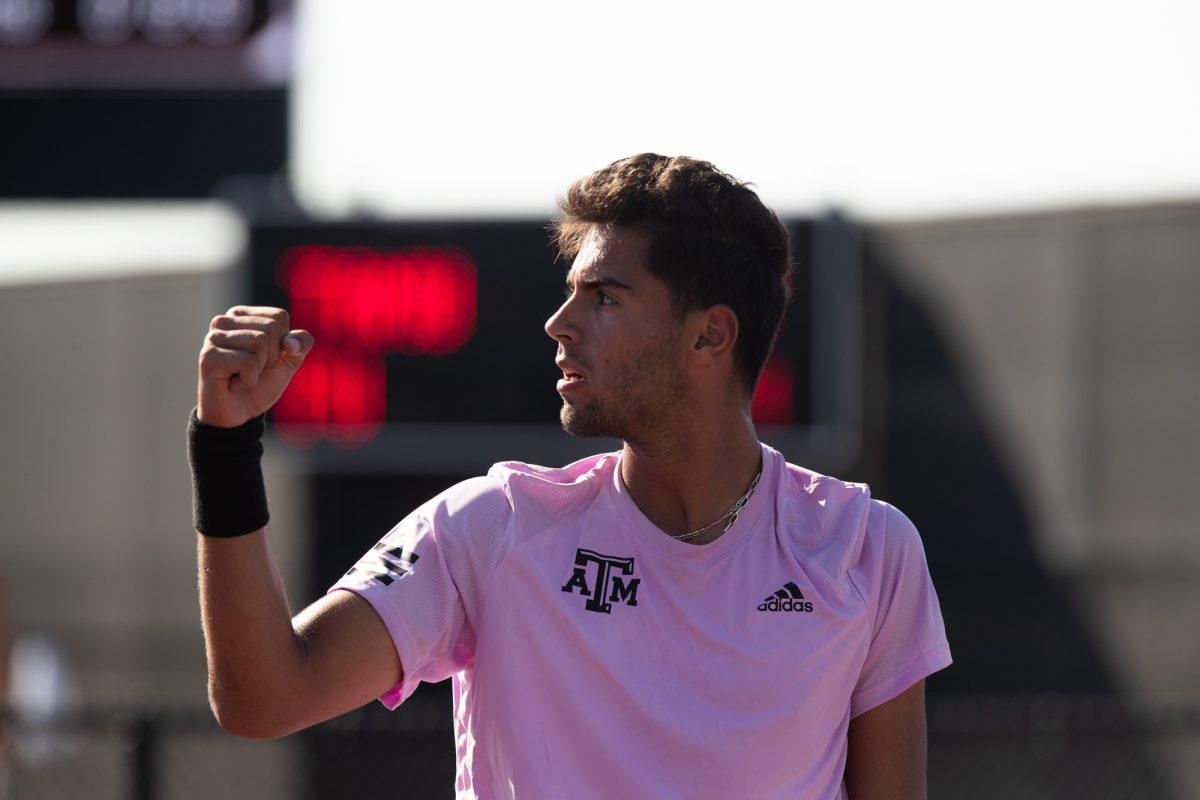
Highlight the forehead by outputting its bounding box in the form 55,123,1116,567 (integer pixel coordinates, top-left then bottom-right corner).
566,225,650,283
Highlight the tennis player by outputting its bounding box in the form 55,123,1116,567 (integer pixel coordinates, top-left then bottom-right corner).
190,153,951,799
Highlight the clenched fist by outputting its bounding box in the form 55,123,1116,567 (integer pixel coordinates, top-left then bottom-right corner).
197,306,314,428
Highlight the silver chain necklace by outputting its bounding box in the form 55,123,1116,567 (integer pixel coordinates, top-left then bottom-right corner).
671,469,762,542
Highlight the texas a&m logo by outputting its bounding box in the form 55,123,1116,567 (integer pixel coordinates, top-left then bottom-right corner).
561,548,641,614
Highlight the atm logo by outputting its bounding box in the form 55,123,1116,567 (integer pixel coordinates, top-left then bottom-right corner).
561,548,641,614
757,581,814,612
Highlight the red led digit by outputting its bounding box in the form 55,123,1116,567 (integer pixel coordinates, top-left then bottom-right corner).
271,346,386,449
273,245,478,446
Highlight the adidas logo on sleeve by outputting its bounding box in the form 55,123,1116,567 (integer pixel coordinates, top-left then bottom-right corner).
344,542,420,586
757,581,814,612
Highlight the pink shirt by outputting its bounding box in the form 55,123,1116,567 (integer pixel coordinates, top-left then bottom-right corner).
329,442,952,799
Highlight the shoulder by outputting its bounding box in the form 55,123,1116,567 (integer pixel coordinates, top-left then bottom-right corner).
869,500,924,555
420,473,516,529
483,450,619,541
774,458,923,579
774,459,873,577
398,451,617,552
378,475,516,563
855,499,933,594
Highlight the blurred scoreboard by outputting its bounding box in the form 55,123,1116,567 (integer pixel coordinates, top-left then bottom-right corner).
248,218,827,456
0,0,274,47
0,0,289,197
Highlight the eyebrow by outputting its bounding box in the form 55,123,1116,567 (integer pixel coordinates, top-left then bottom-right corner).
566,273,635,294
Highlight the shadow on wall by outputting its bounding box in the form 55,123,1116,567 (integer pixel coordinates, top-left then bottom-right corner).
861,237,1175,798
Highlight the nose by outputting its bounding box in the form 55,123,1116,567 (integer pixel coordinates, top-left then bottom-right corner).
544,296,579,345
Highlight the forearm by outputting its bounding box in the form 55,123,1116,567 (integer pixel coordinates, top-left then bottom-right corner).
198,527,306,737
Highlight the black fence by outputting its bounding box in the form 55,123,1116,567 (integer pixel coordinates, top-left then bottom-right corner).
3,694,1199,799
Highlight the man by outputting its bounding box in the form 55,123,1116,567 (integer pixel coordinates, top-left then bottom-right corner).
190,153,951,799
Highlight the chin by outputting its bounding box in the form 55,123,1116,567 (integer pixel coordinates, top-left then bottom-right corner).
560,400,621,439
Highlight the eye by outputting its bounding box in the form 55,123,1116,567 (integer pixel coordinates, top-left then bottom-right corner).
597,291,616,305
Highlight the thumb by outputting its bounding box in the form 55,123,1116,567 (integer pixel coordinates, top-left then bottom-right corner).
282,329,314,357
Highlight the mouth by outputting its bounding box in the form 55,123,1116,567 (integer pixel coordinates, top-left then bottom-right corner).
555,359,588,394
557,370,586,394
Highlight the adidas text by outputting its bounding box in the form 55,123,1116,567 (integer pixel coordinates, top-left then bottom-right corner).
757,598,814,612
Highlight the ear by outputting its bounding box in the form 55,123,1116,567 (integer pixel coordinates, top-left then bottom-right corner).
690,305,739,365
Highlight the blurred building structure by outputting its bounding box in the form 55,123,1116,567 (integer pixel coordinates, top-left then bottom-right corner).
865,202,1200,797
869,202,1200,694
0,203,306,798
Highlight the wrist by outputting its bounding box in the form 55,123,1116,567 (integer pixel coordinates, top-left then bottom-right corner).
187,405,270,537
194,404,266,432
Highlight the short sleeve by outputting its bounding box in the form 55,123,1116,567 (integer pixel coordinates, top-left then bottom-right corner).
849,501,952,718
326,475,514,710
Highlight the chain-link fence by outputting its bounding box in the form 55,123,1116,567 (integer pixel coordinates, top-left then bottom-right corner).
3,694,1199,799
927,695,1200,799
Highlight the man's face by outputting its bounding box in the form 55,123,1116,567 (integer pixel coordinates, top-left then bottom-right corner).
544,226,688,440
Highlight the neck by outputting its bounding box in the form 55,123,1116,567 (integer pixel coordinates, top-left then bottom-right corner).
620,401,763,546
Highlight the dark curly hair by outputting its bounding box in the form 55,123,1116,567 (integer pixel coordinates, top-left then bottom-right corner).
548,153,794,396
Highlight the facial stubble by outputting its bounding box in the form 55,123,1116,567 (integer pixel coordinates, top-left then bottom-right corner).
559,328,686,443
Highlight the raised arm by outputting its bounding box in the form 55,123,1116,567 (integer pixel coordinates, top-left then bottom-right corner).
192,305,400,739
199,530,400,739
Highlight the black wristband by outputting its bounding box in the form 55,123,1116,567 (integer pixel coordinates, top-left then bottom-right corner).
187,406,270,537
